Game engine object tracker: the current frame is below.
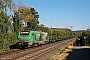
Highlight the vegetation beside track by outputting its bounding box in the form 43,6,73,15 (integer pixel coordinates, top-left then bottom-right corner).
78,31,90,46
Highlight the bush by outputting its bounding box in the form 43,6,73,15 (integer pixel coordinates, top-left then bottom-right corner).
0,32,18,52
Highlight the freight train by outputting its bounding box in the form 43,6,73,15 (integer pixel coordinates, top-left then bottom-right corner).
16,30,71,48
17,31,49,48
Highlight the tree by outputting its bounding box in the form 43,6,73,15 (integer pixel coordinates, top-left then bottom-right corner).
27,19,39,30
27,8,39,30
0,0,13,39
12,12,21,34
18,6,34,24
0,0,18,52
0,0,13,33
12,5,39,31
0,0,12,11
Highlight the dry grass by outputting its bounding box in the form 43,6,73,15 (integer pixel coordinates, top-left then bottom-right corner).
57,47,74,60
47,40,75,60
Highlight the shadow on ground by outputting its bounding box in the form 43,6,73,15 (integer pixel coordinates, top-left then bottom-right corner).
9,44,17,49
66,40,90,60
66,48,90,60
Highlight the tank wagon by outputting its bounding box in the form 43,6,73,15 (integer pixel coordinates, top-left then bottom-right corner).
17,31,49,48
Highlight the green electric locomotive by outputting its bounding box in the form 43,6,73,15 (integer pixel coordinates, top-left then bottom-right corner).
17,31,49,48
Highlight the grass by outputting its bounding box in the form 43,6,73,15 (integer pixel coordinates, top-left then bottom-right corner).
47,46,70,60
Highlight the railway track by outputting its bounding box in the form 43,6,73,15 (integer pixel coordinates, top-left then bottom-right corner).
0,41,62,60
0,49,20,57
17,40,68,60
0,38,75,60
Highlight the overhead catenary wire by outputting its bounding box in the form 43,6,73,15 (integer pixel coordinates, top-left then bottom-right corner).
40,17,58,27
28,0,65,26
16,0,67,27
19,0,64,27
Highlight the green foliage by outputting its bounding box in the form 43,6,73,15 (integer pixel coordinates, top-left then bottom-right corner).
0,0,18,52
27,8,39,30
65,46,68,49
78,31,90,46
0,0,12,12
12,12,21,34
27,19,39,30
60,51,63,54
87,33,90,45
47,28,76,39
0,32,17,52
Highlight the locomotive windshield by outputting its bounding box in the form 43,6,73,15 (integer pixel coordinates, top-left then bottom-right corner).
20,32,29,36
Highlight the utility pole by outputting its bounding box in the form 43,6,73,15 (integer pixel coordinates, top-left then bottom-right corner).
71,26,73,37
51,26,52,39
57,26,58,40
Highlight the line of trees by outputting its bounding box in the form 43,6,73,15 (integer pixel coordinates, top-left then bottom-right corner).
0,0,75,52
0,0,17,51
78,31,90,45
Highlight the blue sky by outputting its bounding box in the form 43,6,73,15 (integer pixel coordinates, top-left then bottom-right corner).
13,0,90,31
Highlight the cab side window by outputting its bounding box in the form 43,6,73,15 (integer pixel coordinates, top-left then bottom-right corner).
32,33,34,36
